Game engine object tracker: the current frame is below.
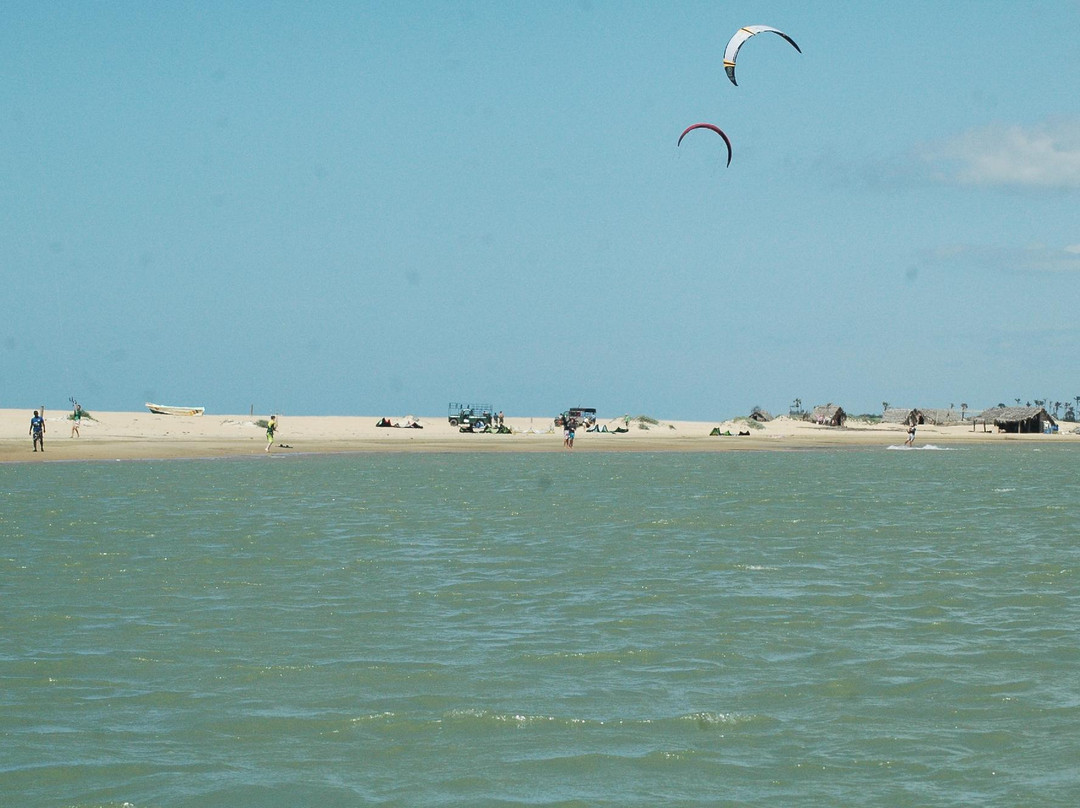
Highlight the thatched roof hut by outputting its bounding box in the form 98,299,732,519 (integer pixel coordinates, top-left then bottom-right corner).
748,408,774,422
977,406,1055,433
882,407,922,426
809,404,846,427
919,408,967,426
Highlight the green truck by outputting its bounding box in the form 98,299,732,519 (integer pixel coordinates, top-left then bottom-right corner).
448,402,494,429
556,407,597,427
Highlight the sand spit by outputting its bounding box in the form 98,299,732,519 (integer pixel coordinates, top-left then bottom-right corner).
2,410,1076,463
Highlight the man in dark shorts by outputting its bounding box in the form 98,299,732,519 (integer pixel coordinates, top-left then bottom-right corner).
30,410,45,452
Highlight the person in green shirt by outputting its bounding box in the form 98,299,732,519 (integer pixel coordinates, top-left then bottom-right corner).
266,415,277,452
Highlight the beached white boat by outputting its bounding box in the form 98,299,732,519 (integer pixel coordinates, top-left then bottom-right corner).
146,402,205,416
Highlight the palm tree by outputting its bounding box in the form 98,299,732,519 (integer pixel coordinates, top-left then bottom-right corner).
882,401,889,413
961,403,968,420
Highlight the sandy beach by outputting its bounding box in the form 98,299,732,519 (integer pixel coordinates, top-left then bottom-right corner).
3,408,1077,463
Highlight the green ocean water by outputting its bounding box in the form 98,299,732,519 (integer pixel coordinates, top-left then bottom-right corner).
2,446,1079,807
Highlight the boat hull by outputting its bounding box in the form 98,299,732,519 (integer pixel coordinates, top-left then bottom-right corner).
145,402,205,416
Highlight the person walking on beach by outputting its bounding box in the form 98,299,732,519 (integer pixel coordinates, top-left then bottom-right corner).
266,415,277,452
904,422,916,447
71,401,82,437
30,410,45,452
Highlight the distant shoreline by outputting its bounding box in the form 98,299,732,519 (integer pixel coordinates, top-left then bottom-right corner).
1,409,1076,464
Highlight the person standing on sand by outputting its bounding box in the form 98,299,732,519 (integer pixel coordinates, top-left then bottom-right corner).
565,418,576,449
30,410,45,452
905,423,916,447
71,402,82,437
266,415,277,452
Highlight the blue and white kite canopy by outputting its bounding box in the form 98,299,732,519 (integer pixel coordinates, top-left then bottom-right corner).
723,25,801,86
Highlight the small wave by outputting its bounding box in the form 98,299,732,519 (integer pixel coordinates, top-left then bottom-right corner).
522,647,656,665
444,709,562,727
885,444,954,451
679,711,750,729
355,708,760,733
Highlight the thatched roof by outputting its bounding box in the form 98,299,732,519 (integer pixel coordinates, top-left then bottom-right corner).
811,404,843,416
979,406,1054,423
882,407,920,425
809,404,846,426
978,406,1055,433
749,409,774,422
919,408,967,425
883,407,976,425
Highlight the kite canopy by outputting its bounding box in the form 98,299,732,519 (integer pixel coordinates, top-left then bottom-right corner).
723,25,801,86
677,123,732,167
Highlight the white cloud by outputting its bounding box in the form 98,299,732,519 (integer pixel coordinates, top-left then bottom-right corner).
924,120,1080,189
927,243,1080,273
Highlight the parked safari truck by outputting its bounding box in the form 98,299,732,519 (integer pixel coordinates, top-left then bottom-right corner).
448,402,494,428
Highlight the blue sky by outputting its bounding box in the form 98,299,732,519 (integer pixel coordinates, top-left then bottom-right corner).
4,1,1080,419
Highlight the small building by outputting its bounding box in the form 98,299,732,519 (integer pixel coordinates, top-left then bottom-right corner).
748,408,774,422
882,407,922,426
919,408,967,426
976,406,1056,434
809,404,846,427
